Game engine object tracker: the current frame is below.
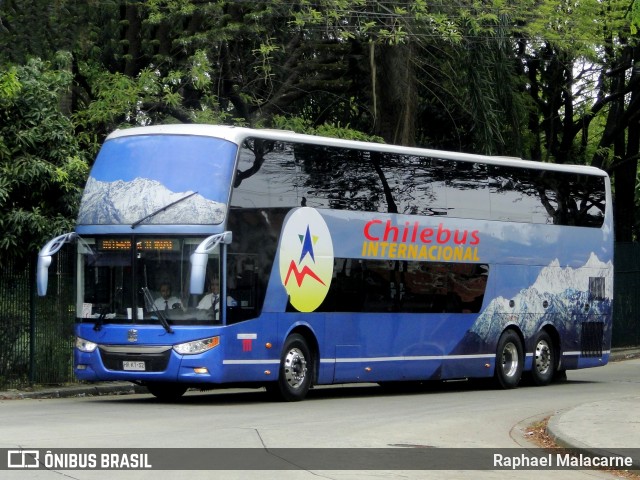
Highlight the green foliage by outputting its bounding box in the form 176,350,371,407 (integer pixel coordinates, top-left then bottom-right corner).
0,57,89,263
520,0,604,57
272,115,384,143
0,68,21,104
0,0,87,65
632,0,640,34
75,47,232,133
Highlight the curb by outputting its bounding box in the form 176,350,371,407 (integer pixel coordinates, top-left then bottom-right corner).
609,347,640,362
546,410,594,452
0,383,148,400
546,397,640,468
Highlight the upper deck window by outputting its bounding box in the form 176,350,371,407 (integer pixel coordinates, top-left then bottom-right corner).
231,139,606,228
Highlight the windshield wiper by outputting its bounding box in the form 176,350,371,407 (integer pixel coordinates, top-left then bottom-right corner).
93,307,108,332
131,191,198,229
141,287,173,334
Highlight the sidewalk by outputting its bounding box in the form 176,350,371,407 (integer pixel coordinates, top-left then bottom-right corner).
545,347,640,469
2,348,639,466
547,396,640,458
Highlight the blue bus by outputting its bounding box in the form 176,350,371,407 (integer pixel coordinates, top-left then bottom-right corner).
37,125,613,401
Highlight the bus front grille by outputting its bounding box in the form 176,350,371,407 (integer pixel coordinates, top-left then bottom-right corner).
99,347,172,372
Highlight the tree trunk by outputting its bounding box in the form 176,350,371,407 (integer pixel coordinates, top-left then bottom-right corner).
613,46,640,241
372,42,416,146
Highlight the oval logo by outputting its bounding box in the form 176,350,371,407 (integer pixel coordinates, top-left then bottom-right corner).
279,208,334,312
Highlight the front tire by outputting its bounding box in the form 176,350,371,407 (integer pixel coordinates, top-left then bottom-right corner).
531,331,556,386
146,382,188,401
267,334,313,402
494,330,523,389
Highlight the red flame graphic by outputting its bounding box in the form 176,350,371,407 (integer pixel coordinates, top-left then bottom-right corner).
284,260,326,287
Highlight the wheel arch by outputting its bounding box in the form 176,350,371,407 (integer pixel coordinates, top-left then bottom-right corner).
536,324,561,368
500,325,525,355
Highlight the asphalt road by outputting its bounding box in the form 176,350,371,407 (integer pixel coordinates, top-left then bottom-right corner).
1,359,638,479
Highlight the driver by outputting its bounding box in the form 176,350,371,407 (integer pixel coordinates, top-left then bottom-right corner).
153,282,183,311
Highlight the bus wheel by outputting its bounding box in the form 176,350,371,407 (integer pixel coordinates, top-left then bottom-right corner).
531,331,556,386
494,330,523,389
146,382,187,401
268,334,312,402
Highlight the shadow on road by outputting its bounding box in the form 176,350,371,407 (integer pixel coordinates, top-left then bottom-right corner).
98,374,590,406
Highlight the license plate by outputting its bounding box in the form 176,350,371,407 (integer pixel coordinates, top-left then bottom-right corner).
123,360,146,371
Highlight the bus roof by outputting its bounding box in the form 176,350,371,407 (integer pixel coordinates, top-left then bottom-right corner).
107,124,608,177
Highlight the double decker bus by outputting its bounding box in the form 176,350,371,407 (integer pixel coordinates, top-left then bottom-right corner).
37,124,613,401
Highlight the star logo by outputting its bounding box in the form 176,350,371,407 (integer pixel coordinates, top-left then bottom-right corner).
284,226,325,288
299,226,317,264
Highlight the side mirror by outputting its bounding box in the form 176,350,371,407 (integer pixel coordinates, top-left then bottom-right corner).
189,232,232,295
37,232,77,296
190,251,209,295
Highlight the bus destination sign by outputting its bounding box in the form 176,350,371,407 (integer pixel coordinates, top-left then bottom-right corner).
98,239,177,251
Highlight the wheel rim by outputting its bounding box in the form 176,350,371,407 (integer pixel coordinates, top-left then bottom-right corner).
535,339,552,375
284,347,307,389
501,342,519,378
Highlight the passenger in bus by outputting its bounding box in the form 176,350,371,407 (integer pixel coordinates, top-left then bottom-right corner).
153,282,183,311
197,278,237,312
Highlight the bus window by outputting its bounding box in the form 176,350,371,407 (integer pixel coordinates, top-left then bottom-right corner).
314,259,489,314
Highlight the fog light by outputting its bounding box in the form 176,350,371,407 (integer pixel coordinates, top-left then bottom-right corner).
193,367,209,374
76,364,87,370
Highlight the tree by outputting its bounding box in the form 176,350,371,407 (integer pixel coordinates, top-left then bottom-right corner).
0,54,89,263
515,0,640,240
0,0,85,65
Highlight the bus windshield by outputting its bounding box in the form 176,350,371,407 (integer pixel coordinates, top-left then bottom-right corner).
78,236,222,326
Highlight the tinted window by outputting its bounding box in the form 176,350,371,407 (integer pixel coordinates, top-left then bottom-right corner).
231,139,606,227
232,140,302,208
226,208,287,322
306,259,489,314
489,166,605,227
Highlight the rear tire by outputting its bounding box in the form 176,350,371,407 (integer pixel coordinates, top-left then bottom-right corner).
267,334,312,402
494,330,523,389
146,382,188,401
531,331,556,386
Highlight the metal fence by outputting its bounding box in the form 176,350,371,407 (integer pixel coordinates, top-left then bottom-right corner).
1,244,639,390
613,243,640,347
0,252,75,390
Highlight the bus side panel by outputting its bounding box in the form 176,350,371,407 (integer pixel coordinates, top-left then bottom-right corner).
320,312,486,383
213,315,283,383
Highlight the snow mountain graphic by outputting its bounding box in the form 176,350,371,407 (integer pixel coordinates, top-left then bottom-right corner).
78,177,225,225
452,253,613,354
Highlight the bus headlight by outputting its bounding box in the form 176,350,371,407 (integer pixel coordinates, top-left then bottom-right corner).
75,337,98,353
173,336,220,355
